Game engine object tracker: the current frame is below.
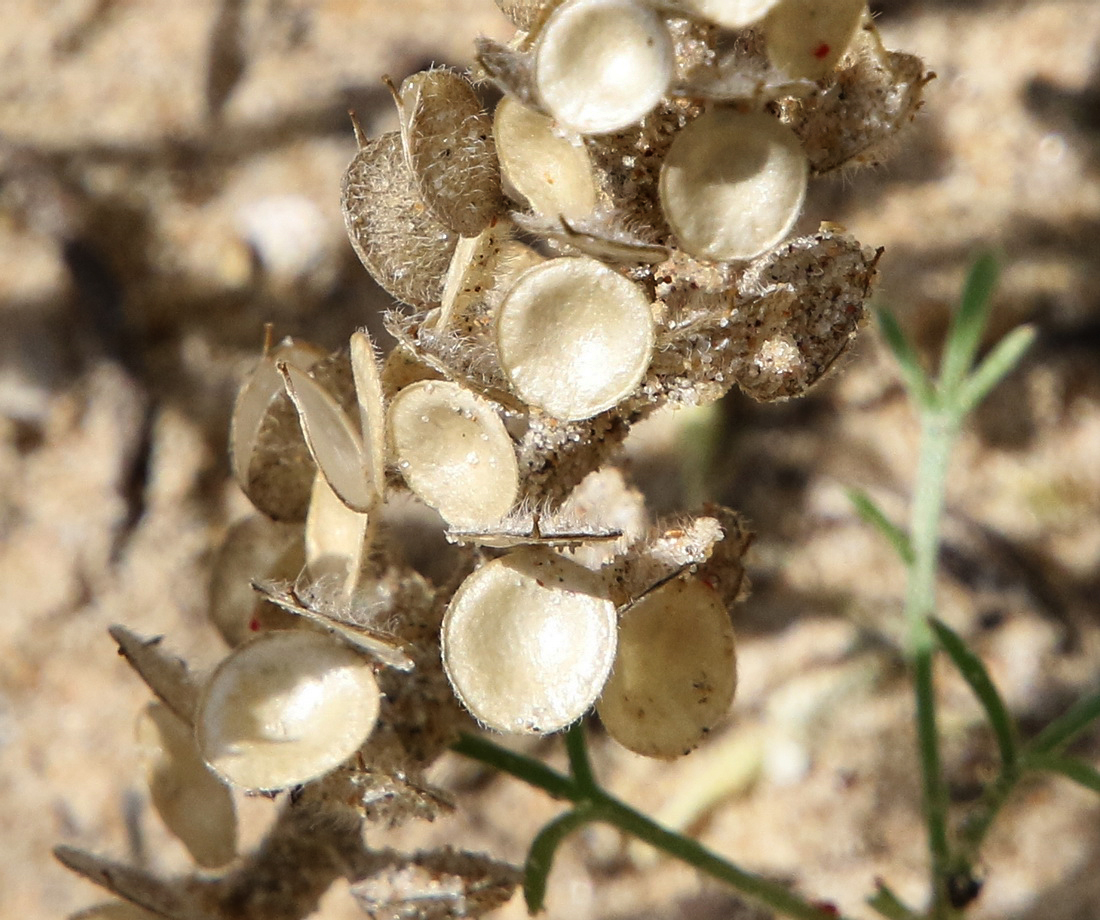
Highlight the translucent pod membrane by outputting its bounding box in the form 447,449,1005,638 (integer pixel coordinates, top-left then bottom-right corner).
597,577,737,758
493,96,597,221
534,0,675,134
230,337,325,522
341,131,457,308
497,256,655,421
304,471,369,593
137,702,237,869
660,109,808,262
668,0,781,29
195,630,381,791
764,0,865,81
389,380,519,530
398,69,503,236
442,550,617,733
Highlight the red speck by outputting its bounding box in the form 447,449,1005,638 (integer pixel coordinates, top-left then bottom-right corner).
811,903,840,917
249,616,261,632
813,42,831,59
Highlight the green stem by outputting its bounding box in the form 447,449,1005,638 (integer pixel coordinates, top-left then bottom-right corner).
906,410,959,916
565,722,597,791
454,731,851,920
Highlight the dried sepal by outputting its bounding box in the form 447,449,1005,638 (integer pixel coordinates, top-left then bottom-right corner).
252,580,414,672
137,702,237,869
511,212,668,263
493,0,559,30
342,129,458,308
494,96,598,221
597,576,737,758
534,0,675,135
208,515,303,646
473,37,538,107
388,380,519,530
279,361,375,513
496,256,655,420
109,626,200,725
53,848,205,920
195,630,382,791
393,70,504,236
230,337,325,522
659,108,807,261
763,0,865,82
351,847,521,920
776,23,932,175
442,550,617,733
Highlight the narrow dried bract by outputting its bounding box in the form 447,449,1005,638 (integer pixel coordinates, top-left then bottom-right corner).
442,550,618,733
109,626,200,725
659,108,807,261
342,130,458,307
137,702,238,869
496,256,655,420
597,576,737,758
195,630,382,791
534,0,675,135
230,338,324,522
388,379,519,530
396,69,504,236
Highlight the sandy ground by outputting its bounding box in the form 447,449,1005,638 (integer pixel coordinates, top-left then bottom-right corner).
2,1,1100,919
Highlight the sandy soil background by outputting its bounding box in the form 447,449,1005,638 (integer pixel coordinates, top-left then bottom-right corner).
2,1,1100,919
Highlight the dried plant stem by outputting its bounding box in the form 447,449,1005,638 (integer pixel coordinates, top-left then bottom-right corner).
454,726,853,920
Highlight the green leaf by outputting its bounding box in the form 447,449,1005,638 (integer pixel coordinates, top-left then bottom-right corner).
1023,753,1100,794
866,881,918,920
847,488,914,565
953,324,1036,418
939,252,999,396
523,808,593,913
1027,691,1100,755
930,618,1018,771
876,308,935,408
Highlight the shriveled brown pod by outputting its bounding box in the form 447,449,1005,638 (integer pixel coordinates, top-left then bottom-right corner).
342,128,457,307
230,337,325,522
394,69,504,236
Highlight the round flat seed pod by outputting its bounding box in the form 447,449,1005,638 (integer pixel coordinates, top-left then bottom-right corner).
670,0,781,28
196,631,381,791
230,338,325,522
389,380,519,530
534,0,675,135
597,577,737,758
494,96,598,220
764,0,865,81
137,702,237,868
442,550,617,733
496,257,654,420
342,130,457,307
400,70,504,236
659,109,807,262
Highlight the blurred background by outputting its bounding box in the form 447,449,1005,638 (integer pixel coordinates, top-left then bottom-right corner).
2,1,1099,918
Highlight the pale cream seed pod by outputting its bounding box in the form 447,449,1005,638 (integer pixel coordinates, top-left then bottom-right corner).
496,256,655,421
659,108,808,262
665,0,782,29
534,0,675,135
442,550,618,733
763,0,866,82
136,702,237,869
388,380,519,530
597,576,737,758
195,630,381,791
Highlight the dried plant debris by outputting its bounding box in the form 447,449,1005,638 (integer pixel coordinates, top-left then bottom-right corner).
392,69,505,236
63,0,931,917
352,847,521,920
342,129,458,308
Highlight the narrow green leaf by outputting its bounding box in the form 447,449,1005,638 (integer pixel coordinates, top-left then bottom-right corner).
939,252,999,396
876,308,935,408
953,325,1036,418
930,618,1018,771
1028,691,1100,755
524,808,593,913
847,488,914,565
1023,753,1100,794
866,882,918,920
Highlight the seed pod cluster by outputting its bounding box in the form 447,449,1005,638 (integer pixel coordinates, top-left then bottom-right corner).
65,2,928,918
